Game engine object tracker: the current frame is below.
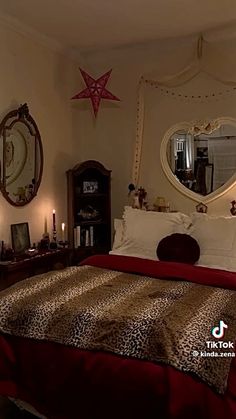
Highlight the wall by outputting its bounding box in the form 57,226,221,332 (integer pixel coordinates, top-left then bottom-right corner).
80,34,236,220
0,22,80,245
2,23,236,248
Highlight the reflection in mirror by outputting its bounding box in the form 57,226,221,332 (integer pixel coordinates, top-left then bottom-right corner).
0,104,43,206
167,123,236,196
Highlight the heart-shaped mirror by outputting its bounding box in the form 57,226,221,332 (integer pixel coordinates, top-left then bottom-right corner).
160,117,236,203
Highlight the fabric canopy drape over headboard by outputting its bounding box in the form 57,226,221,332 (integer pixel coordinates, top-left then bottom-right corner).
132,31,236,186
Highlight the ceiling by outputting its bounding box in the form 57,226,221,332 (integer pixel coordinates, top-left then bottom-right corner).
0,0,236,53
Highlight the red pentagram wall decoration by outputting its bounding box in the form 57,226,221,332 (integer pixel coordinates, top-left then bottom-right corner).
71,68,120,117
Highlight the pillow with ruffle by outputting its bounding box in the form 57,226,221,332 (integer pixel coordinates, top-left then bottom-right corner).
110,207,192,260
189,212,236,271
157,233,200,264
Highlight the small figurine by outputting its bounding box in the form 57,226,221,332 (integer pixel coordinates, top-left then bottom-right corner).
138,187,147,210
128,183,136,207
128,184,148,210
132,191,140,209
128,184,136,194
14,186,27,203
25,183,34,200
230,200,236,216
39,232,50,250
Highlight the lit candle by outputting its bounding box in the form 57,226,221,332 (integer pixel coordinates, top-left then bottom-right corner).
61,222,65,242
53,209,56,228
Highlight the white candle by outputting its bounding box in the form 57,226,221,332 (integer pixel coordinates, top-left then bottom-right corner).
62,222,65,242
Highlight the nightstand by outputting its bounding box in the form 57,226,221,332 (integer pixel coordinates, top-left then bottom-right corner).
0,248,71,291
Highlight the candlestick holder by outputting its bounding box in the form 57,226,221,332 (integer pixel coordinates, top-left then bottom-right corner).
49,228,57,249
49,240,57,250
58,240,69,248
39,232,50,250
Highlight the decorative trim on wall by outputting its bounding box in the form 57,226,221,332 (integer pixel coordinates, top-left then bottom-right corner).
132,35,236,187
158,86,236,102
132,76,145,185
0,10,84,63
0,11,62,52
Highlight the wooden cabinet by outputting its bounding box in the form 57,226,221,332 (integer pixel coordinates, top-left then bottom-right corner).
0,249,71,291
67,160,111,264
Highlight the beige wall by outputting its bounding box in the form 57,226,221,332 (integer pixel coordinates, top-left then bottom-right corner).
80,35,236,220
1,24,236,248
0,23,80,245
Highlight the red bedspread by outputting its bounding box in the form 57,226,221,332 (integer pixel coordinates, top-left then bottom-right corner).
0,255,236,419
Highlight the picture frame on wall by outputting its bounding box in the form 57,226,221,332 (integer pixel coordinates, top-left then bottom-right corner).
195,202,208,214
11,222,30,254
82,180,98,194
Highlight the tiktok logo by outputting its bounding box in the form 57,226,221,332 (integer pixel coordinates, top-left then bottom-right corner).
211,320,228,339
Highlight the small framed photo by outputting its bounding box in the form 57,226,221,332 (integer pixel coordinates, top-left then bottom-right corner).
196,202,208,214
11,222,31,254
82,180,98,194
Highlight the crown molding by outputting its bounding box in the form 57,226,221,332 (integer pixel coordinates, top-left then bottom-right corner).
0,10,83,63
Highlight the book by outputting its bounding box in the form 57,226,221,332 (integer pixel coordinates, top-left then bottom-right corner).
76,226,81,247
85,229,89,246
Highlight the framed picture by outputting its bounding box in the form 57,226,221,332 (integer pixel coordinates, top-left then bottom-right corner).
196,202,208,214
82,180,98,194
11,222,30,254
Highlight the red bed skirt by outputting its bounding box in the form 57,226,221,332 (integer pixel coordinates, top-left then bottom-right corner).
1,334,236,419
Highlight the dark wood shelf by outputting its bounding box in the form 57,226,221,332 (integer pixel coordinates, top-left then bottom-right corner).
67,160,111,264
72,245,110,264
76,193,107,198
76,219,106,226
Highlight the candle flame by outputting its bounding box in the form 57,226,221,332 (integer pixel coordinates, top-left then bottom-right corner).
53,209,56,214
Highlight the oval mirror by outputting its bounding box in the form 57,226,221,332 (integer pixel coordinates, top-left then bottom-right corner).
160,117,236,203
0,104,43,206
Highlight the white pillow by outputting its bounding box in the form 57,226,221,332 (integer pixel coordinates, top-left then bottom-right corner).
110,207,191,260
190,213,236,271
112,218,125,250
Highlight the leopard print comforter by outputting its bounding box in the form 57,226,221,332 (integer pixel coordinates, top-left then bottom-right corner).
0,265,236,394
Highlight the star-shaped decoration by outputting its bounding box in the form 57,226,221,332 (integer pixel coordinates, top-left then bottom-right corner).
71,68,120,117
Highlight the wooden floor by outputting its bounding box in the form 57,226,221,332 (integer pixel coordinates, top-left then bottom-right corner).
0,396,37,418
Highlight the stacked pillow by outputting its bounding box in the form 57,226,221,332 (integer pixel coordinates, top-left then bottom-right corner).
111,208,236,272
190,213,236,271
112,218,125,250
110,207,191,260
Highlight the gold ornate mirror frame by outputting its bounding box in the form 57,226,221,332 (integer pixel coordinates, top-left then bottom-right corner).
0,103,43,206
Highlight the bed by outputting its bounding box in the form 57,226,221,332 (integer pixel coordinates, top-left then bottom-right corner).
0,207,236,419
